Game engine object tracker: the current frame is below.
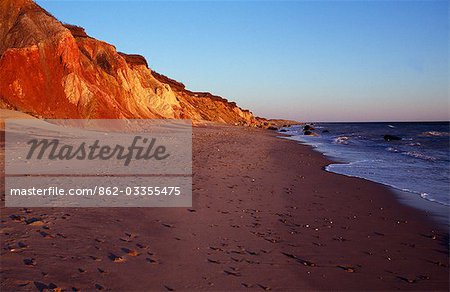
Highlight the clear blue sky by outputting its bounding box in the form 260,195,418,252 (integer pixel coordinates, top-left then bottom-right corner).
37,0,449,122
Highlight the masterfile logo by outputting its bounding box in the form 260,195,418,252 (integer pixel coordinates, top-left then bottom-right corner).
5,119,192,207
25,136,170,166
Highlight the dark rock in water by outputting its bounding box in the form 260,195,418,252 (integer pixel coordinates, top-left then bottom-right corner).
322,130,329,133
279,129,287,132
304,130,313,136
267,126,278,131
384,135,401,141
303,125,315,131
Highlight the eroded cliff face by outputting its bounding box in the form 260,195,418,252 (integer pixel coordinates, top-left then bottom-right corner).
0,0,259,125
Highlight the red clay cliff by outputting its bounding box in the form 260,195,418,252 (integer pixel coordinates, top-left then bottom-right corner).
0,0,263,125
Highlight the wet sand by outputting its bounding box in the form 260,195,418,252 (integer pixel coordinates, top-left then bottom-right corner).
1,124,449,291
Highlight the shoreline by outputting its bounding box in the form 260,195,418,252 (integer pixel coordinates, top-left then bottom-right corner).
1,124,449,291
280,129,450,227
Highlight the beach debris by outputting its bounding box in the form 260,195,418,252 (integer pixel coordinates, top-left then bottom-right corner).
281,252,316,267
337,265,355,273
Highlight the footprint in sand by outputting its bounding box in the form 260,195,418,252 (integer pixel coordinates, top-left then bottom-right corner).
136,243,147,249
224,269,241,277
38,231,54,239
23,258,36,267
337,265,355,273
163,285,175,291
207,258,221,264
8,241,28,252
97,268,107,274
281,252,316,267
146,257,157,263
125,232,138,239
89,256,101,261
121,247,139,256
16,280,31,288
25,218,45,226
257,284,272,290
108,253,126,263
33,282,60,291
9,214,25,222
95,283,105,290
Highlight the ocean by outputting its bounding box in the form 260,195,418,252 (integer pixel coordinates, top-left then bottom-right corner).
280,122,449,222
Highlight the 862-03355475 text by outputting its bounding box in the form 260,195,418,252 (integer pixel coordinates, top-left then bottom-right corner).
8,186,182,196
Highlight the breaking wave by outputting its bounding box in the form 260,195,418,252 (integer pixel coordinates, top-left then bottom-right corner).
402,151,437,161
421,131,450,137
333,136,350,145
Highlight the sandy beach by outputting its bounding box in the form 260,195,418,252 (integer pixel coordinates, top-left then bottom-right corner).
1,125,448,291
